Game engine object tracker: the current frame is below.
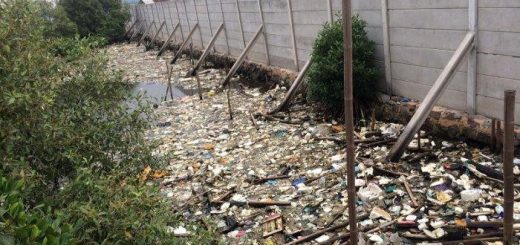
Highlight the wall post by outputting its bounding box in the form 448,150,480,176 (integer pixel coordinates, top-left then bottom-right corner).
381,0,392,94
467,0,478,115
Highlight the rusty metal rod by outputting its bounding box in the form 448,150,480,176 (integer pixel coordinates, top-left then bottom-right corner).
342,0,357,244
503,90,515,245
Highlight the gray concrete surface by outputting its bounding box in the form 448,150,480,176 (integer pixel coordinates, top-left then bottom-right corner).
129,0,520,122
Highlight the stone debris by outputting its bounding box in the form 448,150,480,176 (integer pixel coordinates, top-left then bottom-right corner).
108,43,520,244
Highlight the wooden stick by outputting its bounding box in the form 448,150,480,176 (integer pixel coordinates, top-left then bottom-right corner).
387,32,475,162
137,21,155,47
286,222,350,245
157,23,180,57
402,177,419,207
186,23,225,77
220,25,264,88
503,90,515,245
195,74,203,100
268,59,312,114
249,111,259,130
170,23,199,64
230,200,291,207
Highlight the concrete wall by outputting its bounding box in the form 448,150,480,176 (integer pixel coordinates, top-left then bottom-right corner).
129,0,520,122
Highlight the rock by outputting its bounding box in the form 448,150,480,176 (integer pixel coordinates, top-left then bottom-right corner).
460,189,481,202
370,206,392,221
358,183,384,202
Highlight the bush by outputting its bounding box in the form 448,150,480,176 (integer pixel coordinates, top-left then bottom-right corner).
0,173,75,245
59,0,130,42
306,15,379,113
1,1,216,243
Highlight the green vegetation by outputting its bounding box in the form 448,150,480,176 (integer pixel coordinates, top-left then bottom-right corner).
306,15,380,113
0,0,215,243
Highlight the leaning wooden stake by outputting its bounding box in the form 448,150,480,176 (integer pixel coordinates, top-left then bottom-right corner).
170,23,199,64
128,22,144,43
503,90,516,245
137,21,155,47
124,20,138,37
342,0,357,244
186,23,225,77
220,25,264,88
146,21,166,50
157,23,181,57
268,59,312,114
386,32,475,162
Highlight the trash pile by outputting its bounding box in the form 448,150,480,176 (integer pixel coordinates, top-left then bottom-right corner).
108,43,520,244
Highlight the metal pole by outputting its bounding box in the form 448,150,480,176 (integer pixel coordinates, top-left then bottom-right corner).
342,0,357,244
503,90,516,245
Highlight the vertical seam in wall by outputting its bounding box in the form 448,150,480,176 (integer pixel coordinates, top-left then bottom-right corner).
193,0,204,48
286,0,299,71
258,0,270,65
218,0,230,55
174,1,185,41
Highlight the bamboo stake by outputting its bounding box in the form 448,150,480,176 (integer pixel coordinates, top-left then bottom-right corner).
503,90,515,245
157,23,181,57
268,59,312,114
124,20,138,37
220,25,264,88
342,0,357,244
170,23,199,64
137,21,155,47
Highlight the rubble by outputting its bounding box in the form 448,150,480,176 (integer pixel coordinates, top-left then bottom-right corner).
107,43,520,244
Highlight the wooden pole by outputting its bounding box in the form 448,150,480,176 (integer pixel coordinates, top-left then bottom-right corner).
170,23,200,64
124,20,138,37
186,23,225,77
268,59,312,114
137,21,155,47
503,90,516,245
204,0,216,52
342,0,357,244
157,23,181,57
128,22,144,43
146,21,166,50
386,32,475,162
220,25,264,88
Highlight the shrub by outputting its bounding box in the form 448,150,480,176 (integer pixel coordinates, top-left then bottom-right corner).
306,15,379,113
1,1,216,243
58,0,130,42
0,173,75,245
